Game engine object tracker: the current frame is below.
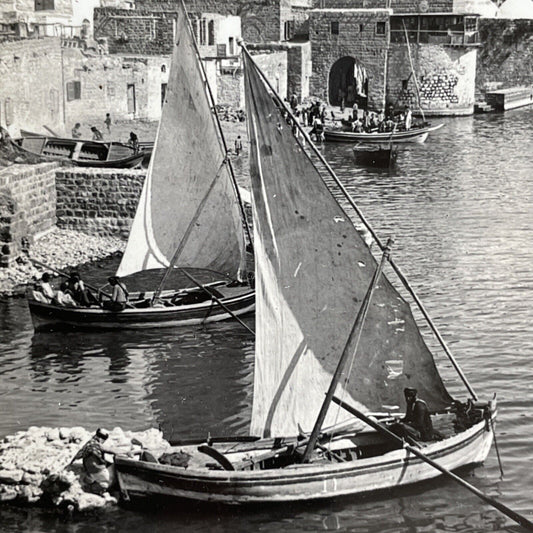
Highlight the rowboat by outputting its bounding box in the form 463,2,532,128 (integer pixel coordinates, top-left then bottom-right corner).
353,143,398,167
116,410,494,503
12,136,145,168
324,123,444,144
28,282,254,331
27,0,254,331
114,15,502,513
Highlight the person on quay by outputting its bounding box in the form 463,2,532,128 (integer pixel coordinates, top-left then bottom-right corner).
71,123,82,139
104,113,112,133
91,126,103,141
234,135,243,156
69,428,118,495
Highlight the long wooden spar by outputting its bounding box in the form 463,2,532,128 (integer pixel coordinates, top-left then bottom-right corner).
240,42,477,401
301,238,393,463
179,267,254,335
181,0,253,253
332,396,533,532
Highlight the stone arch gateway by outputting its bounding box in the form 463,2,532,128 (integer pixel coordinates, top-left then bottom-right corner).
328,56,368,108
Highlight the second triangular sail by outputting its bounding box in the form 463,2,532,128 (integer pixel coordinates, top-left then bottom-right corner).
117,7,245,280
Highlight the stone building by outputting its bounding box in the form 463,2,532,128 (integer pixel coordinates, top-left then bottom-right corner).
0,0,104,40
0,38,64,134
308,1,483,114
309,9,391,110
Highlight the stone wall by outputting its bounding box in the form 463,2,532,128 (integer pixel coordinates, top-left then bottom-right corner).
388,43,477,115
0,163,58,266
0,38,64,136
55,167,145,238
96,0,285,48
62,47,170,131
94,8,177,55
476,19,533,97
309,9,390,109
287,41,312,99
314,0,454,13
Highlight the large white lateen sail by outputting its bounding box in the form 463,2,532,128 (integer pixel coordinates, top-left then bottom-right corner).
117,8,246,280
243,53,451,438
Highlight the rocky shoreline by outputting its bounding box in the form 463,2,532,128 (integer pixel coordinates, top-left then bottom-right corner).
0,228,125,299
0,426,169,513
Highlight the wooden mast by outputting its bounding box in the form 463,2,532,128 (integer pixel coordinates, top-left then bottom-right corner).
402,19,426,122
301,239,393,463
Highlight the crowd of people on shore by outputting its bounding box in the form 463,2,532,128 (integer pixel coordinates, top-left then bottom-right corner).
32,272,129,311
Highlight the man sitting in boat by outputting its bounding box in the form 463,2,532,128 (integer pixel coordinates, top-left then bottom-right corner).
53,282,78,307
390,387,435,442
38,272,55,301
404,105,412,130
69,272,95,307
102,276,128,312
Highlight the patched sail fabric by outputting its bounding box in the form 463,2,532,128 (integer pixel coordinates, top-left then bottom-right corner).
117,8,245,279
244,54,452,438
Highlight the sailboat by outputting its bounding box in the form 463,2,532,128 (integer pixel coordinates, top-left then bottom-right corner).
26,6,254,331
112,33,533,529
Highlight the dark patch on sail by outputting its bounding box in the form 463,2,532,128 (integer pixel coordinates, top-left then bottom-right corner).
261,144,272,156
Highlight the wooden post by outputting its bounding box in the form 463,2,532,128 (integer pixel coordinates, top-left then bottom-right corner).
301,238,393,463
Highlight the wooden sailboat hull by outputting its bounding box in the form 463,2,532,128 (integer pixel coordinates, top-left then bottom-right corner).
324,124,444,144
27,287,255,331
12,136,146,168
353,145,398,167
115,418,493,504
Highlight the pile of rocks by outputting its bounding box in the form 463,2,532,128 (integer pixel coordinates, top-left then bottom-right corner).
0,228,125,298
0,426,170,512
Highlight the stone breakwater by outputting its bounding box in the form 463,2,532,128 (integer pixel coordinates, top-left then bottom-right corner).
0,228,125,298
0,426,170,512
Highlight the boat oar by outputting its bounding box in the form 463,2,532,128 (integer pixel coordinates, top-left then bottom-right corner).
331,396,533,531
29,257,111,298
29,257,136,309
178,268,255,335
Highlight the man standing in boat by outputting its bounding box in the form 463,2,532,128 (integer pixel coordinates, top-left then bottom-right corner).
404,105,412,130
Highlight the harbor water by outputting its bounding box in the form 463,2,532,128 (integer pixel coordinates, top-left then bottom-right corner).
1,108,532,532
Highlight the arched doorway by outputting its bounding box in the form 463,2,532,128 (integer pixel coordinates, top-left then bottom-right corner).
328,56,368,108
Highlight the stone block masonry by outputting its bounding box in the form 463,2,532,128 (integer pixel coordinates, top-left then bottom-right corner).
55,168,145,238
309,9,391,109
0,163,58,266
388,44,477,115
0,39,64,136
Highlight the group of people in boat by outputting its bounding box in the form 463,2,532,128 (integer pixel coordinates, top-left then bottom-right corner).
285,94,415,142
342,103,413,135
32,272,129,311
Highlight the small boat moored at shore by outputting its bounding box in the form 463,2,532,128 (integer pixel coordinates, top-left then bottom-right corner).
27,0,254,331
28,281,254,331
353,142,398,167
324,123,444,143
12,135,146,168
